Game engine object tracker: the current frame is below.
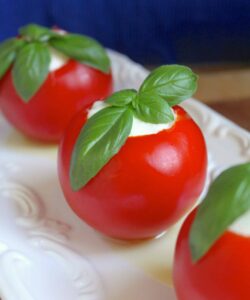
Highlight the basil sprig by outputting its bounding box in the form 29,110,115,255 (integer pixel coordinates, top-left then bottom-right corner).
70,65,198,190
189,162,250,262
0,23,110,101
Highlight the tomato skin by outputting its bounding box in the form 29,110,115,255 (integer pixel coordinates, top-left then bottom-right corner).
58,106,207,240
174,210,250,300
0,60,113,142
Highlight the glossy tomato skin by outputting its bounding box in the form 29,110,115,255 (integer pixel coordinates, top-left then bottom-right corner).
0,60,113,142
58,106,207,240
174,210,250,300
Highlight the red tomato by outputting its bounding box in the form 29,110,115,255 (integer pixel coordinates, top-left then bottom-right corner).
0,60,113,142
174,210,250,300
58,106,207,240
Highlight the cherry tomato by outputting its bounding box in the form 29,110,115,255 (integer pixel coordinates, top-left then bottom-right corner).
58,106,207,240
0,60,113,142
173,210,250,300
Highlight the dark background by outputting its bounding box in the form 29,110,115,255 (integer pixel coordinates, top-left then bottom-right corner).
1,0,250,65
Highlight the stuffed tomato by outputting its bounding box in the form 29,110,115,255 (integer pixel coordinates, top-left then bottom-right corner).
58,65,207,240
0,24,113,142
174,163,250,300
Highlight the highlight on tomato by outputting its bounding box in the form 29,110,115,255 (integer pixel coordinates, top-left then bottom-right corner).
174,162,250,300
58,65,207,240
0,24,113,142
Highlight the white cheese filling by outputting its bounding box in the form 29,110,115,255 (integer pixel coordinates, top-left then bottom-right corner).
229,210,250,237
87,100,176,137
49,47,68,72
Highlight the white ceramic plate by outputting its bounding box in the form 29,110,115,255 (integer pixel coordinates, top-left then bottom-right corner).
0,50,249,300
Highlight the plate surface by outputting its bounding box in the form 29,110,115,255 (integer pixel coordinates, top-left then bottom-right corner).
0,50,249,300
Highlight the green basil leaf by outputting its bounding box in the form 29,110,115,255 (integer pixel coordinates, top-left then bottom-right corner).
140,65,198,106
70,106,133,191
106,89,137,107
50,34,110,73
19,23,56,42
189,162,250,263
12,42,50,102
133,92,174,124
0,38,25,79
